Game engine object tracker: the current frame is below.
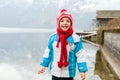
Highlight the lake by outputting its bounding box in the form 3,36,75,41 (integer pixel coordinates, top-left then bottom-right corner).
0,32,101,80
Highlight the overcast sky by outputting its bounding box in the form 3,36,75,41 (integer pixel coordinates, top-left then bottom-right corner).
0,0,120,32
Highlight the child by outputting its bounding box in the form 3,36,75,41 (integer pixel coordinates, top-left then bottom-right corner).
38,9,88,80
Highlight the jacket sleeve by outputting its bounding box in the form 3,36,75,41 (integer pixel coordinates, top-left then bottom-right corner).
40,36,53,67
74,38,88,72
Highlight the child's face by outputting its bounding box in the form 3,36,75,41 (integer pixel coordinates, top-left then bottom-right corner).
59,17,71,31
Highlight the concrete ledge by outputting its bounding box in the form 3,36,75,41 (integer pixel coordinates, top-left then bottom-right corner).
101,46,120,79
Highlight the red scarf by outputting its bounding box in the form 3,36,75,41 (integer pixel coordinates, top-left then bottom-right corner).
56,27,73,68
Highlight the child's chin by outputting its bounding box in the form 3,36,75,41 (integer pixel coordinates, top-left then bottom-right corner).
62,29,68,31
61,28,69,31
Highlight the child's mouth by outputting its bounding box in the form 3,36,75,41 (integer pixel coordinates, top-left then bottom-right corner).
62,26,68,28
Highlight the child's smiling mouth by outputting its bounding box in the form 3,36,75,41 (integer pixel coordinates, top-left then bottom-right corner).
62,26,69,28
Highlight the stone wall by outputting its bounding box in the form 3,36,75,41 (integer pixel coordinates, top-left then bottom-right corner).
100,32,120,79
104,32,120,59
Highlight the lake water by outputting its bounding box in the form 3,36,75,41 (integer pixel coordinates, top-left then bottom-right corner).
0,33,101,80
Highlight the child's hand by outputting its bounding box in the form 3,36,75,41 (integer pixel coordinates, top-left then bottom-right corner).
38,67,46,74
80,72,86,80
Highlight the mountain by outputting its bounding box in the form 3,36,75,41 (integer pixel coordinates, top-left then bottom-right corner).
0,0,96,30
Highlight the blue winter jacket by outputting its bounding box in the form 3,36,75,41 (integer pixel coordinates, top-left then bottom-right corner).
40,33,88,77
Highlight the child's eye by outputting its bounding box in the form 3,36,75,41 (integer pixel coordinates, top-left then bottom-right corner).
60,20,64,22
66,20,70,23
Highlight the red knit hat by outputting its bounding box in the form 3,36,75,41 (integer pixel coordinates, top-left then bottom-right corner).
57,9,73,28
56,9,73,68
